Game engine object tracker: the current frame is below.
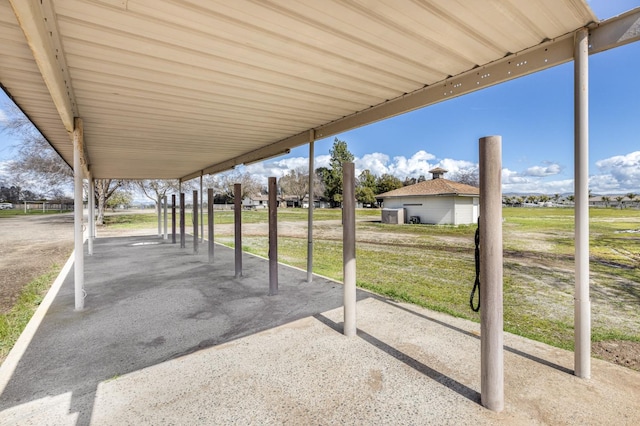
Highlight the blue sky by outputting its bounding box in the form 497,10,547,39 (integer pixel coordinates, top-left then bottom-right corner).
2,0,639,195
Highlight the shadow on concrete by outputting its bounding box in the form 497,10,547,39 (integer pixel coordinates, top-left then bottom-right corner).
383,300,574,375
313,313,482,404
0,234,372,424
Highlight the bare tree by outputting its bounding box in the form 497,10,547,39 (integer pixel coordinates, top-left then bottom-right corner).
94,180,127,225
279,167,324,206
450,167,479,187
2,102,129,224
135,179,179,213
212,171,262,202
2,104,72,195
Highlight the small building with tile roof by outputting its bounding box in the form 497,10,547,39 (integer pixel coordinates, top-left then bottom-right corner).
377,168,479,225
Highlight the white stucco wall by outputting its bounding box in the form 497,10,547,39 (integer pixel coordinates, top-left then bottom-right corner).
382,195,479,225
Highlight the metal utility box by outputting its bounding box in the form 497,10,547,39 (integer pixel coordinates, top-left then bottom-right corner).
381,208,404,224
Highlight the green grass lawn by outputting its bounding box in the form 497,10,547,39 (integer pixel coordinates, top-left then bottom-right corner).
208,207,640,351
0,267,61,361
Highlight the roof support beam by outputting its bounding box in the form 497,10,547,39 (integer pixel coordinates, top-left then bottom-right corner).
589,8,640,54
9,0,77,133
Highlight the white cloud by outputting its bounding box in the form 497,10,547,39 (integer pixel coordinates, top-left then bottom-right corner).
355,153,390,176
593,151,640,192
240,149,640,195
502,168,530,184
522,163,562,177
387,150,437,178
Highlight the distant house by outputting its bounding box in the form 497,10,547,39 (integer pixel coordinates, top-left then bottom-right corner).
301,195,331,209
242,194,269,209
377,168,480,225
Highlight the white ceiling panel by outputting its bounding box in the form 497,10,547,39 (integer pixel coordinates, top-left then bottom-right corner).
1,0,599,179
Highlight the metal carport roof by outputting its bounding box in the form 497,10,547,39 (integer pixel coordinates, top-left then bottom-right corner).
0,0,607,181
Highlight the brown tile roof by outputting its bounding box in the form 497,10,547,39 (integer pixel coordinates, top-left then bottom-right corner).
377,178,480,198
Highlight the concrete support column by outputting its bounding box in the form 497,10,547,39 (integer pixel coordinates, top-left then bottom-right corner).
157,195,162,237
268,177,278,295
479,135,504,412
73,118,84,311
171,194,176,244
163,195,168,240
307,132,315,283
200,174,204,242
88,176,95,256
343,162,356,337
234,183,242,278
208,188,214,263
193,190,199,254
180,193,185,249
574,28,591,379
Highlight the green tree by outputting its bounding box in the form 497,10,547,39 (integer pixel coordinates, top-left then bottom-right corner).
325,138,354,207
356,169,378,206
376,173,403,194
106,190,133,210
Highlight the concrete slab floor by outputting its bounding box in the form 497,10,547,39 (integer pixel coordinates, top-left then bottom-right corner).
0,235,638,425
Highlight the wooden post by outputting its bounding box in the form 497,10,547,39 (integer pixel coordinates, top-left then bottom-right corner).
234,183,242,278
343,162,356,336
171,194,176,244
269,177,278,295
163,195,168,240
479,135,504,412
208,188,214,263
193,190,199,253
200,174,204,242
180,193,185,249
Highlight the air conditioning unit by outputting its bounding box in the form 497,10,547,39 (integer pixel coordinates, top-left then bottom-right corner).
381,208,404,224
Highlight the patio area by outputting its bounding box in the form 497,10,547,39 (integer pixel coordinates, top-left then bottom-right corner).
0,234,638,425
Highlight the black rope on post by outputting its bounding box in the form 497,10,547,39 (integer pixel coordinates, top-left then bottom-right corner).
470,219,481,312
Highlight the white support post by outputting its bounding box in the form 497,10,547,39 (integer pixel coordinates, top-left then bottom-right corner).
157,195,162,237
163,195,168,240
200,173,204,242
574,28,591,379
73,118,84,311
479,135,504,412
88,176,94,256
208,188,214,263
343,162,356,337
307,131,315,283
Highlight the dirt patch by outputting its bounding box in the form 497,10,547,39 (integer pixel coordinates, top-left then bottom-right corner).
593,340,640,371
0,214,74,313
